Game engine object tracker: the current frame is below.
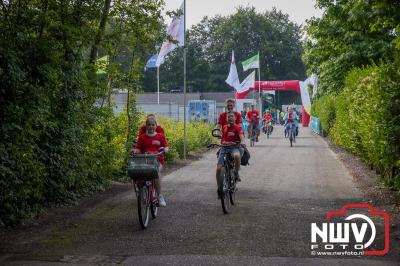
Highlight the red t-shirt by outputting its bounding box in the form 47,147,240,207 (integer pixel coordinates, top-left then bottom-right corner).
139,125,164,136
218,111,242,127
221,124,243,144
288,113,293,122
263,113,272,121
247,110,260,123
136,133,168,165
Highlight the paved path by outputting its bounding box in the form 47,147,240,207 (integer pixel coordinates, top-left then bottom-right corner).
2,126,398,265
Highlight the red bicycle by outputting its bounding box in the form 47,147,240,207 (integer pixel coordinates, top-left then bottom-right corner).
128,152,163,229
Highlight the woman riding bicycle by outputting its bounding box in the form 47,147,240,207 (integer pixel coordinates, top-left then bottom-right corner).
215,112,246,198
130,116,169,206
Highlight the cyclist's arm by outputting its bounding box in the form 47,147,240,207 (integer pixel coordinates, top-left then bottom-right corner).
160,134,169,153
239,133,246,146
130,136,143,155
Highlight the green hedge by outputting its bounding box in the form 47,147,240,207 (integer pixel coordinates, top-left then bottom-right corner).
328,62,400,187
311,94,336,136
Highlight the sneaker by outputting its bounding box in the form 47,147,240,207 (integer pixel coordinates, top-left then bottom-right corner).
158,194,167,207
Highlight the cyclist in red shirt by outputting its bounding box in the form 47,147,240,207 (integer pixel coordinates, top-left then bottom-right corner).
246,104,260,141
138,114,164,135
262,111,272,122
216,98,242,129
130,116,169,207
216,112,246,197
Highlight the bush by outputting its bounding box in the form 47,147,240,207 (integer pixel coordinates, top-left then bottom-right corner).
311,94,336,136
150,116,215,161
331,63,400,182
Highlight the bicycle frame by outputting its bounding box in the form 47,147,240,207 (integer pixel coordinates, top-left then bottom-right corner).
133,179,156,206
287,122,296,146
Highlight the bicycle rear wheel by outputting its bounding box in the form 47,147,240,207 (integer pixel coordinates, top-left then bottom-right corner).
137,185,150,229
220,166,230,214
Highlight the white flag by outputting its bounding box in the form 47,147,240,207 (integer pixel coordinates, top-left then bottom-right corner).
225,51,241,91
311,74,318,98
300,81,311,115
156,1,184,67
238,70,255,92
303,74,318,98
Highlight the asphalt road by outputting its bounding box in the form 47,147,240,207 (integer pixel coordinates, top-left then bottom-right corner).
2,126,399,265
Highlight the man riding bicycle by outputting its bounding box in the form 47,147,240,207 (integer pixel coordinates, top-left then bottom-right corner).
246,104,260,141
216,98,242,130
215,112,246,198
283,106,299,141
262,110,273,134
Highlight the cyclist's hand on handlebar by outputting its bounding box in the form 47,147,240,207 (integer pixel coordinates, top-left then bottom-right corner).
240,142,246,148
212,128,222,138
130,148,140,156
159,147,165,153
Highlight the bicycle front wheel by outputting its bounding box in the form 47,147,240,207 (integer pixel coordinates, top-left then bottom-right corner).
220,166,230,214
137,185,150,229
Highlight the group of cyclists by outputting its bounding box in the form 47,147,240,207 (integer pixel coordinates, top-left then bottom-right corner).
129,98,300,207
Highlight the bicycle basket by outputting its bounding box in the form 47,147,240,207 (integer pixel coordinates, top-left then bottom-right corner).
128,155,160,180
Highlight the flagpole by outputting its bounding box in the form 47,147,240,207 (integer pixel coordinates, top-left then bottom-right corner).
258,51,262,116
183,0,187,160
157,66,160,104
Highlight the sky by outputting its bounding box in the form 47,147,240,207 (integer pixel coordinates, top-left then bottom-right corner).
163,0,323,27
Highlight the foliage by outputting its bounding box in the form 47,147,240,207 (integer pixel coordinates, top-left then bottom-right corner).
142,6,306,92
311,94,336,136
330,63,400,181
306,0,400,189
303,0,400,95
0,0,164,226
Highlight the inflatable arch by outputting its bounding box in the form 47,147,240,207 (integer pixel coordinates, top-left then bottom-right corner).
235,80,309,126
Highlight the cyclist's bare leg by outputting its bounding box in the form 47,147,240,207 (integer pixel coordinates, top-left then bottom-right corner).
154,166,163,194
216,164,223,188
232,151,240,173
154,178,161,194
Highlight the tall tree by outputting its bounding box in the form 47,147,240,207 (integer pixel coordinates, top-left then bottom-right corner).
303,0,400,94
142,6,306,93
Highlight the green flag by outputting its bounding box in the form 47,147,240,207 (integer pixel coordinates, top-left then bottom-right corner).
241,54,259,71
96,55,109,75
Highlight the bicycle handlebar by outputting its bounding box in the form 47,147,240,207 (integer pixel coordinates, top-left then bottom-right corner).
207,142,243,149
212,128,222,138
129,151,165,158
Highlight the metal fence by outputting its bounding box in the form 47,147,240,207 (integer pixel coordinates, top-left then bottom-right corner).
137,102,182,121
136,102,217,124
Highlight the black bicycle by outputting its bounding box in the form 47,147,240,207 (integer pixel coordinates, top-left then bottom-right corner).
209,129,240,214
287,122,296,147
